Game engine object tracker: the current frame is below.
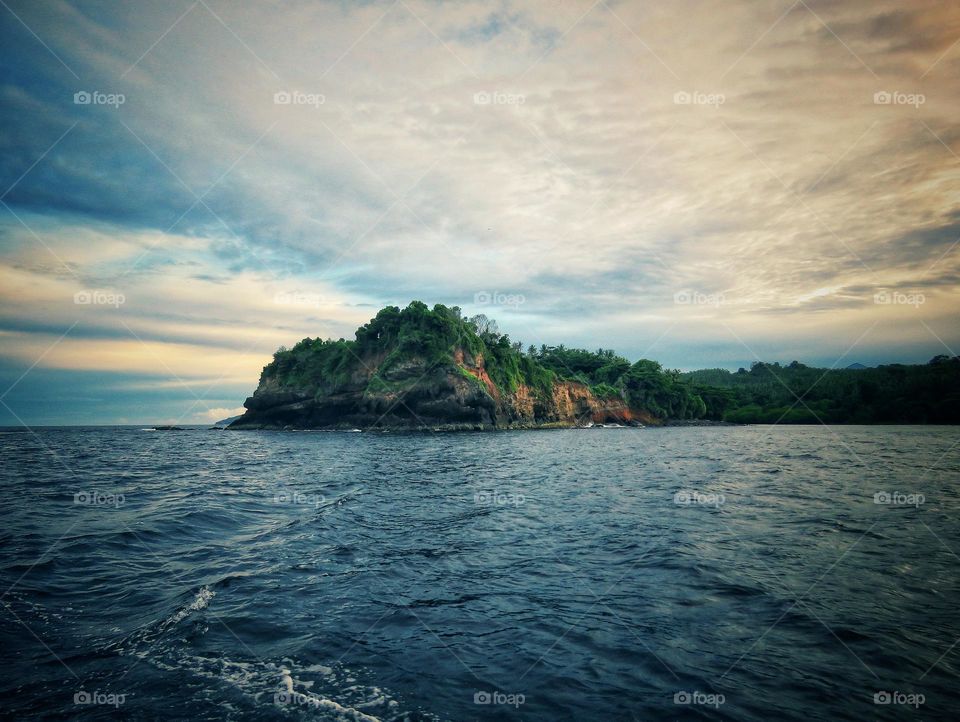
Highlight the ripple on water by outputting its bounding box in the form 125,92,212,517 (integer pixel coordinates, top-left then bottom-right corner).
0,426,958,720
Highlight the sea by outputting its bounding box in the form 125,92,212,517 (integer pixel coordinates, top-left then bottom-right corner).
0,425,958,720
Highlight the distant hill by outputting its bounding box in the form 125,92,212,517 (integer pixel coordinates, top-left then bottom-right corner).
682,356,960,423
846,363,867,369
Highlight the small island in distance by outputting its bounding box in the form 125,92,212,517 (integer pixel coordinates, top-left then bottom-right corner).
227,301,960,430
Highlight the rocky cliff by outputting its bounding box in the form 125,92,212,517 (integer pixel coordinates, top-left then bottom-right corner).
231,346,654,430
228,301,698,430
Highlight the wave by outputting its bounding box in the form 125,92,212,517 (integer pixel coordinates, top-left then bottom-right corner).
102,581,411,721
160,585,215,630
132,651,404,721
105,585,216,654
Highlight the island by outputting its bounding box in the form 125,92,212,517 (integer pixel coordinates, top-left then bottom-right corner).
228,301,960,430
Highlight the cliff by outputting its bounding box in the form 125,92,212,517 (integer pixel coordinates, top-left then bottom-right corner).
232,349,653,430
229,301,699,430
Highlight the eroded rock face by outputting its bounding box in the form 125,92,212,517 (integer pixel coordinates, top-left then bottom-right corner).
229,349,655,430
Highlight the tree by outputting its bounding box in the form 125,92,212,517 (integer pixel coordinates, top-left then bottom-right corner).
468,314,499,339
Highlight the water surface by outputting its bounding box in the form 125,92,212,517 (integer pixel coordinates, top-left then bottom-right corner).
1,425,958,720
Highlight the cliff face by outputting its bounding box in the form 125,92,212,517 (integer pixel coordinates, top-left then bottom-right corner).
226,301,694,430
230,347,654,430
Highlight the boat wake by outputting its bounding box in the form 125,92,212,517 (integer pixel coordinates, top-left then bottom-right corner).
112,584,413,720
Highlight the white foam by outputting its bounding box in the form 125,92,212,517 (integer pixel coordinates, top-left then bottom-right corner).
164,586,215,628
122,629,402,721
304,663,334,676
277,681,380,720
273,666,382,721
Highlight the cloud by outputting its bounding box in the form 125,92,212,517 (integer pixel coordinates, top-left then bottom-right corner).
200,406,246,422
0,0,959,422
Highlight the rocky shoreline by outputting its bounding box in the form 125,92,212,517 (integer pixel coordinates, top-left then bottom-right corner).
227,420,651,432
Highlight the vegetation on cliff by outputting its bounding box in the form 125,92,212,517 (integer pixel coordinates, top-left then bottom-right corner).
250,301,959,426
257,301,712,422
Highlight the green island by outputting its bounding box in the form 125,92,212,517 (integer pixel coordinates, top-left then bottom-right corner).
229,301,960,429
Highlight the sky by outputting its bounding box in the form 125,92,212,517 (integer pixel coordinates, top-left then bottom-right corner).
0,0,958,425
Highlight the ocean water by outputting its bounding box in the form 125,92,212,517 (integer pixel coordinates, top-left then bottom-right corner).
1,425,958,721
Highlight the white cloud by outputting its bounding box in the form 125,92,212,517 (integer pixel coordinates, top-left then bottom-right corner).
199,406,246,422
2,0,959,399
